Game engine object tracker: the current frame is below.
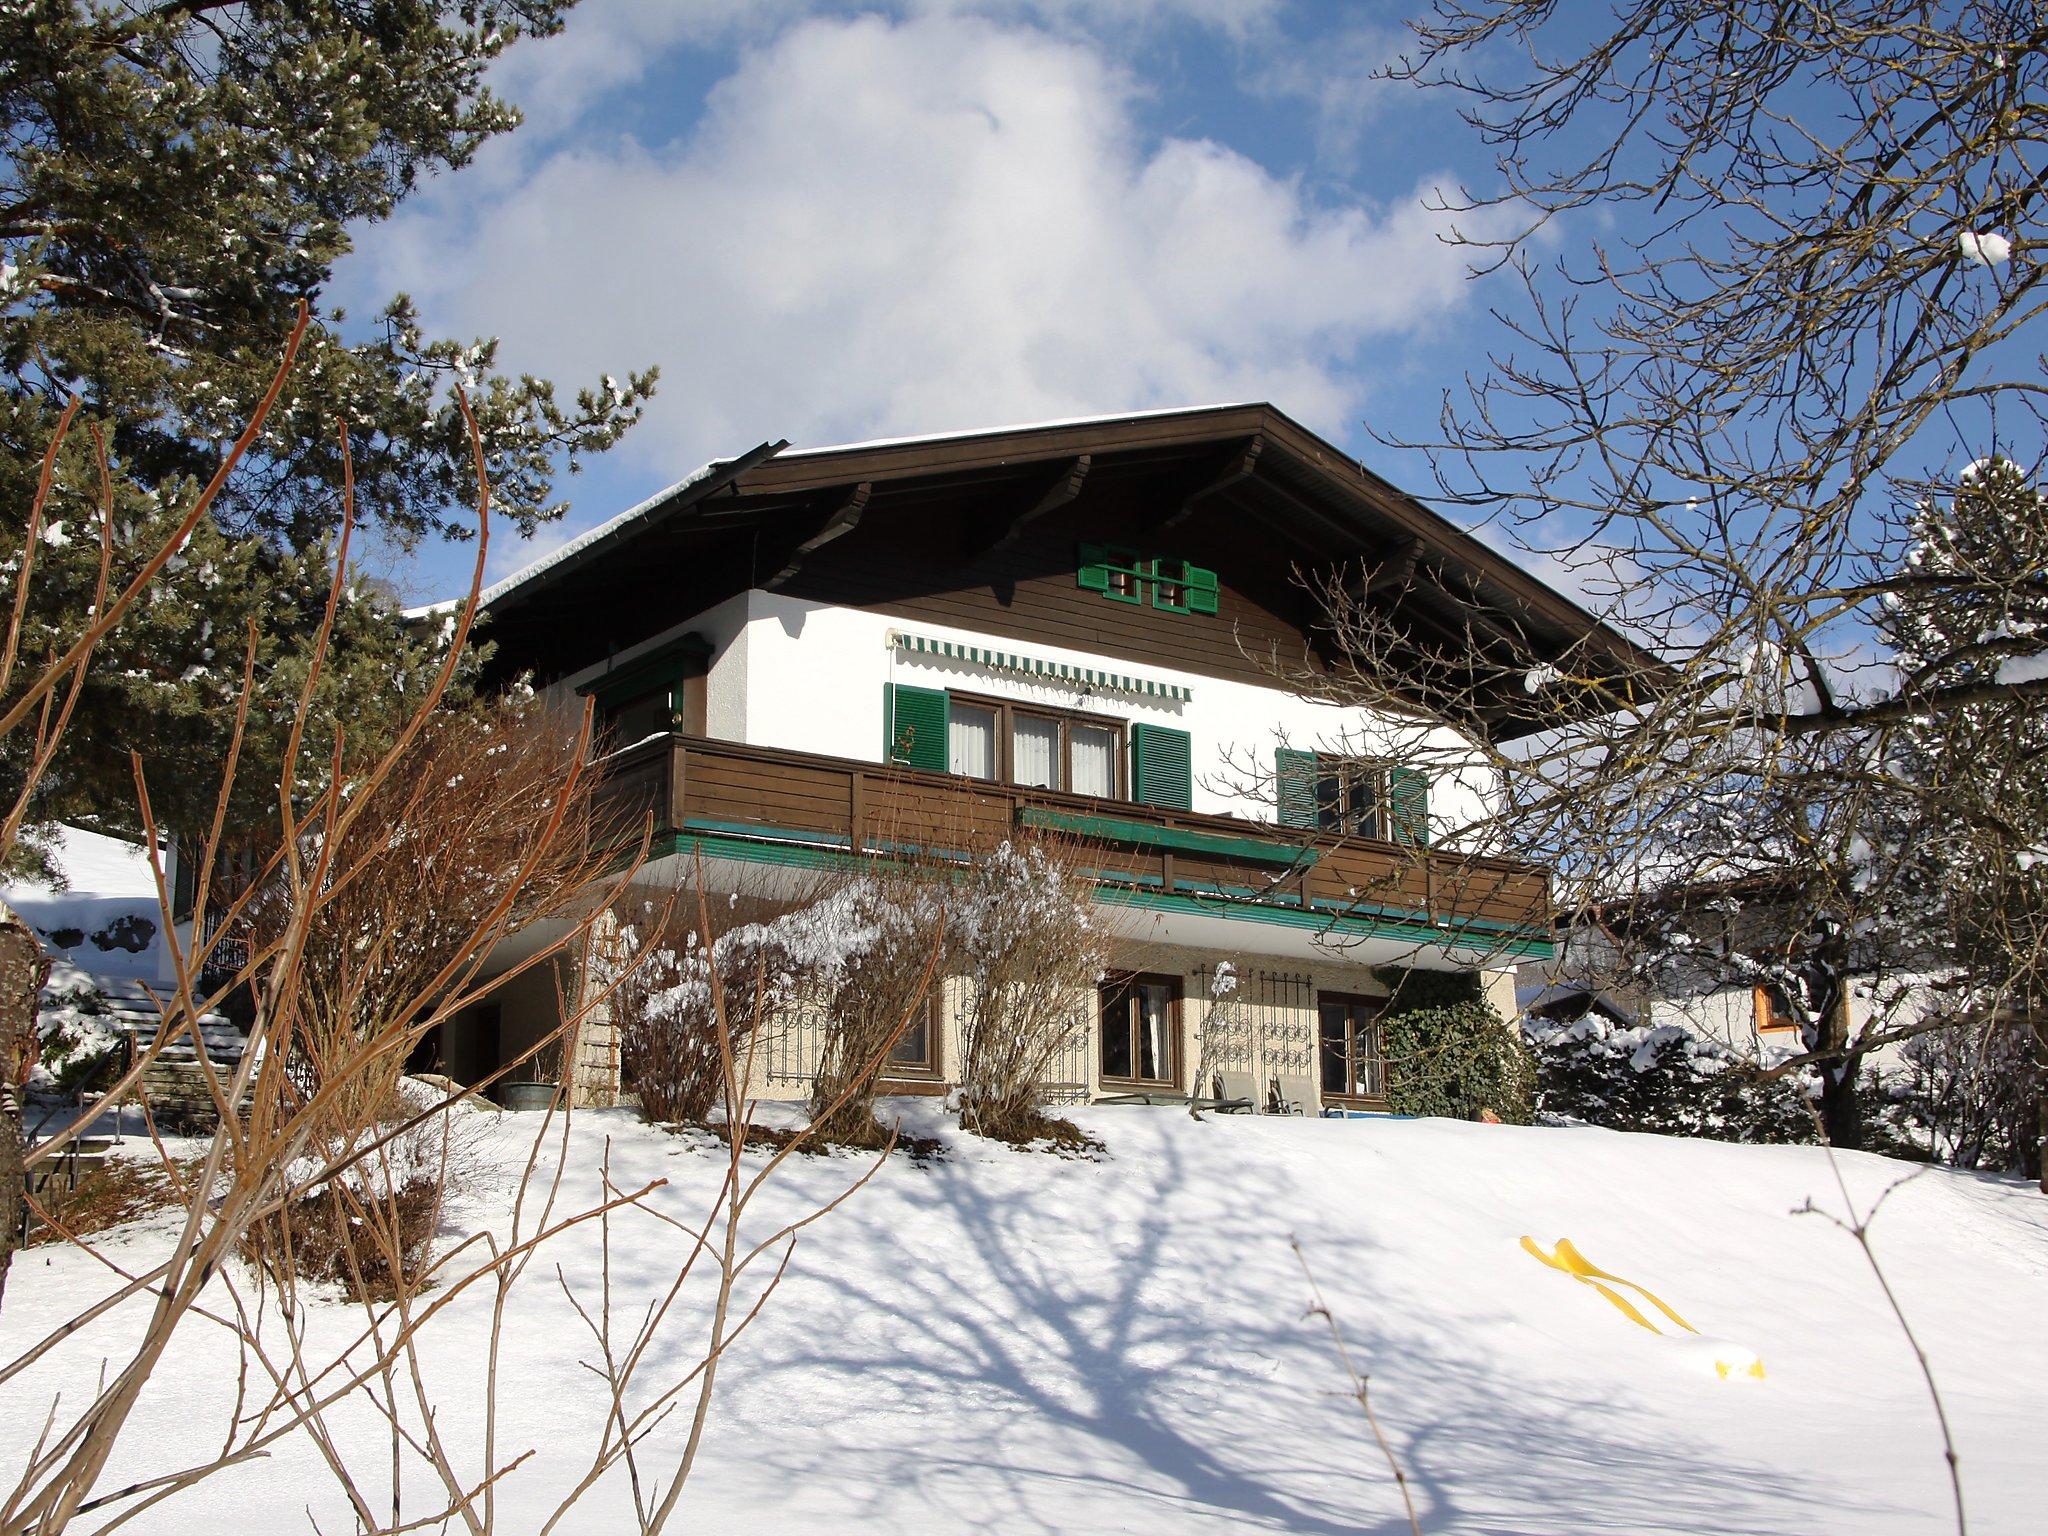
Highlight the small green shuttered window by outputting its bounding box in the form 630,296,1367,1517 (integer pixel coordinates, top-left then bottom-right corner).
1276,751,1430,846
1077,545,1218,615
883,682,948,772
1131,723,1193,811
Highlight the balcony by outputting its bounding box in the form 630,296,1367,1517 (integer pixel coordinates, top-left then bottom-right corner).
592,734,1552,961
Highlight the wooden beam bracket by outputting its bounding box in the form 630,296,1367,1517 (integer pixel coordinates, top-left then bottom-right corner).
966,454,1090,559
762,482,871,591
1145,433,1263,533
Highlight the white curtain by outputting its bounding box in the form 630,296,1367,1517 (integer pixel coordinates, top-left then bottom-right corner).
1070,725,1115,797
1138,985,1170,1081
1012,715,1060,789
949,704,996,779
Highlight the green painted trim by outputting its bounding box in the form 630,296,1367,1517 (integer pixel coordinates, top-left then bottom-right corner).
682,817,852,849
889,630,1193,702
1090,884,1557,959
1016,805,1318,867
651,824,1554,960
577,632,711,706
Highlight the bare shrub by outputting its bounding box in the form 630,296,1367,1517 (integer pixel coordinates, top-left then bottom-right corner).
0,338,879,1532
247,690,607,1138
953,835,1109,1146
808,859,949,1147
23,1154,191,1249
246,1108,468,1303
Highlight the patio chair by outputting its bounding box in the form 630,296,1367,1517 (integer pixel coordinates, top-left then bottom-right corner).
1267,1073,1319,1116
1206,1070,1258,1114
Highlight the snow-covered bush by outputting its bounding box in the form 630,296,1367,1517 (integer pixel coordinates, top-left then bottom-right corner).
612,876,910,1128
952,838,1107,1147
34,966,125,1095
1523,1013,1818,1143
1869,1017,2041,1177
809,866,951,1146
1378,968,1535,1123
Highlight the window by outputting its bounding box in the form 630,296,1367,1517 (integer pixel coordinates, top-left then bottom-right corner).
1100,972,1180,1087
885,996,941,1077
1754,984,1798,1033
1318,995,1384,1101
1276,751,1429,845
948,701,998,779
579,635,710,754
1012,713,1061,790
943,691,1126,799
1077,545,1219,614
1070,724,1118,798
600,684,674,749
1314,758,1385,838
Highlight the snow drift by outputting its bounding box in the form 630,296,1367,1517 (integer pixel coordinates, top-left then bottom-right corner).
3,1106,2042,1533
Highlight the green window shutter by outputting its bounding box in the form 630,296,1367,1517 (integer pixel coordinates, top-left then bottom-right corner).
1077,543,1111,592
1185,564,1219,616
1275,748,1317,829
884,683,949,772
1131,724,1193,811
1388,767,1430,847
1150,558,1189,612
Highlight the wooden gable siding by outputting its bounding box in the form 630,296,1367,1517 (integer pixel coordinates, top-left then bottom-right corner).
775,474,1329,691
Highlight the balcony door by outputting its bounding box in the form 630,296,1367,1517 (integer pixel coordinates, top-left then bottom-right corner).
1099,972,1180,1089
1318,994,1385,1104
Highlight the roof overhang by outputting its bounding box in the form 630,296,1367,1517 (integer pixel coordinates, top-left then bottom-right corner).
478,403,1670,740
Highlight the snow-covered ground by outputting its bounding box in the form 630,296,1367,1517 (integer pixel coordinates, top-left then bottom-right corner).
4,1106,2043,1533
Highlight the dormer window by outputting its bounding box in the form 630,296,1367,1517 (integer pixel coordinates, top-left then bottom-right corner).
1077,545,1218,614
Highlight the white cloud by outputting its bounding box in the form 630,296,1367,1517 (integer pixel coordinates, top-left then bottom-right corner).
1244,19,1402,158
354,11,1495,482
484,521,577,586
487,0,1280,142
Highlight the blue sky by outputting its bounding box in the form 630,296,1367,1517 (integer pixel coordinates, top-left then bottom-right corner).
339,1,1545,603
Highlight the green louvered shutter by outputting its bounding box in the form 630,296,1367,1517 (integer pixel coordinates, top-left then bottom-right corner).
1077,543,1111,592
1185,564,1219,616
1388,767,1430,847
1275,748,1317,829
1131,724,1193,811
884,683,949,771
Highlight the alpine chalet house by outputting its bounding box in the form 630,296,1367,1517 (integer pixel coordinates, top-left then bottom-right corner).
447,405,1653,1115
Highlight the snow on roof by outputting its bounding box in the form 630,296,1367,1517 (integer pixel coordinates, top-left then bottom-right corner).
2,826,171,987
774,401,1264,461
403,456,730,619
10,826,159,900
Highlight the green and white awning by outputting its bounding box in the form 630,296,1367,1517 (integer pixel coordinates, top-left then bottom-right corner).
888,630,1192,702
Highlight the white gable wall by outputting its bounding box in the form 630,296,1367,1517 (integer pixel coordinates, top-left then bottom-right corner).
547,588,1502,836
738,590,1500,834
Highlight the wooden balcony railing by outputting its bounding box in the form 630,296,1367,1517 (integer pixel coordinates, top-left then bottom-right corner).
592,733,1551,948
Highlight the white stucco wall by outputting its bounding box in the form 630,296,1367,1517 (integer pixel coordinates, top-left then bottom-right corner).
735,590,1501,832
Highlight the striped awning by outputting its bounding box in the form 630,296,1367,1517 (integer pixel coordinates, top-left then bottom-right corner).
888,630,1192,702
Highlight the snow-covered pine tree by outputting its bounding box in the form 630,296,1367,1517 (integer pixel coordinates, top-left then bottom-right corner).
1882,458,2048,1181
0,0,655,857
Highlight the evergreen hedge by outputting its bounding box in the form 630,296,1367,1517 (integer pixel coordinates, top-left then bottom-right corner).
1375,967,1537,1124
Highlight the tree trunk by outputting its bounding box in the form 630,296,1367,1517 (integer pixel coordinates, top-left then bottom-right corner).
2034,1013,2048,1195
0,900,50,1305
1820,1057,1865,1151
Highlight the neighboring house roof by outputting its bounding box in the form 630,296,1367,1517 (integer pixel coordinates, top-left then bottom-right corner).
474,402,1670,740
1516,979,1640,1026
